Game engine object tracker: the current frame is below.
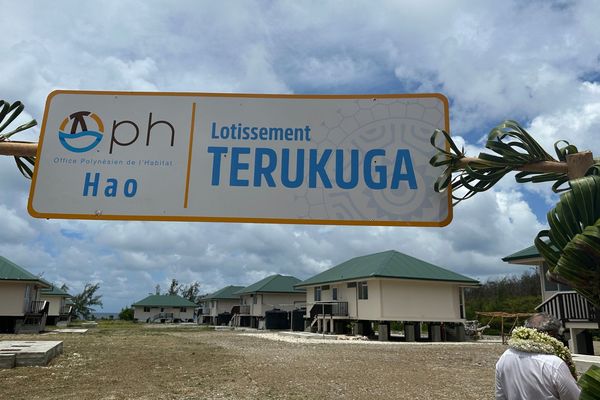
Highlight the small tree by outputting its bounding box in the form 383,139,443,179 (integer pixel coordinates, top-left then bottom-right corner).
71,283,103,320
167,278,181,295
181,281,201,303
118,307,134,321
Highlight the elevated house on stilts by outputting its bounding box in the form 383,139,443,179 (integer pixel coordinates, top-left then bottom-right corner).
295,250,479,341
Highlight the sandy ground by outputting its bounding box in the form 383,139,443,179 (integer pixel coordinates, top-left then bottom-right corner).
0,322,506,400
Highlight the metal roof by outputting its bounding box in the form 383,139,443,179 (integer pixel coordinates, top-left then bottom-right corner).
40,283,71,297
502,245,542,263
0,255,50,286
131,294,197,307
203,285,244,300
235,274,305,295
295,250,479,287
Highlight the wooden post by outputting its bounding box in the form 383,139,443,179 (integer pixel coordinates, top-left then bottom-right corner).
0,142,37,157
566,151,594,179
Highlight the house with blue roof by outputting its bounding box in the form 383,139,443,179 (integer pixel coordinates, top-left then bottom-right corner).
0,255,51,333
295,250,479,341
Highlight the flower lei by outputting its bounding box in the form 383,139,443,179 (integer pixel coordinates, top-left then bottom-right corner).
508,326,577,379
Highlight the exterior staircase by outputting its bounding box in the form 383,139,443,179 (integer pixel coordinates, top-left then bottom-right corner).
15,301,49,334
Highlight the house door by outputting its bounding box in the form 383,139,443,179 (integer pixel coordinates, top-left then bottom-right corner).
346,283,357,318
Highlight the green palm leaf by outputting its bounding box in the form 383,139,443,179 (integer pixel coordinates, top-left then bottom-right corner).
535,175,600,308
430,120,574,204
0,100,37,179
579,365,600,400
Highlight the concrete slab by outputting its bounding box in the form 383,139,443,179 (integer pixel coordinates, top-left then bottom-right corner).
0,353,16,369
0,341,63,367
44,329,88,334
573,354,600,374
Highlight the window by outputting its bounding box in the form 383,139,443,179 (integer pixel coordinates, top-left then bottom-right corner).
253,294,258,305
459,288,464,319
180,307,187,312
347,282,357,288
332,287,338,301
358,281,368,300
314,287,322,301
160,307,165,312
143,307,150,312
321,285,330,290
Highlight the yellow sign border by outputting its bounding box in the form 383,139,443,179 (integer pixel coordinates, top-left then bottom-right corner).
28,90,453,227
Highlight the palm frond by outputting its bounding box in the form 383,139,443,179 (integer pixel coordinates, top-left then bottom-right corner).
0,99,37,179
430,120,572,204
535,175,600,308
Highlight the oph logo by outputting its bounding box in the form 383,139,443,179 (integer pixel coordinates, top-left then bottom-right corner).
58,111,104,153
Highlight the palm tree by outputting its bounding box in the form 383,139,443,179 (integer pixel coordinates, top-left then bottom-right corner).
431,120,600,308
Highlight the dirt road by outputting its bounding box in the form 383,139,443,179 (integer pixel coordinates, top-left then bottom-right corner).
0,323,505,399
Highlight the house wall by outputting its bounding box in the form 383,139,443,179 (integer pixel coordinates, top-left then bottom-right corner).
243,293,305,317
40,295,66,317
0,282,41,316
379,279,463,322
208,299,239,316
304,278,466,322
134,306,195,321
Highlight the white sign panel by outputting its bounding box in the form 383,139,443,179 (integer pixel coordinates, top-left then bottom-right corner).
28,91,452,226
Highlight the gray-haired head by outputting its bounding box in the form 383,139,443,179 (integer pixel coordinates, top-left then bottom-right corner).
524,312,562,337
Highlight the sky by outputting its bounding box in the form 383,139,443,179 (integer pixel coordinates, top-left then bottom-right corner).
1,0,599,312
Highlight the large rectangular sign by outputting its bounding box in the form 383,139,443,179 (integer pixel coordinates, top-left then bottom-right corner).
28,91,452,226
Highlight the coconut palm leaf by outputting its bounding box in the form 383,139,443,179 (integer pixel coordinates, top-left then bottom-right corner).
579,365,600,400
535,175,600,307
430,120,576,204
0,100,37,179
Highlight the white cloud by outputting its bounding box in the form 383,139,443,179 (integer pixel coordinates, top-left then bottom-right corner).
0,1,597,310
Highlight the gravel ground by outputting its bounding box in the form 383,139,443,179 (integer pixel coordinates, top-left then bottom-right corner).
0,323,506,399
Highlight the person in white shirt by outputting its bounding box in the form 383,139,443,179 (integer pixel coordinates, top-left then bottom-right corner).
495,312,580,400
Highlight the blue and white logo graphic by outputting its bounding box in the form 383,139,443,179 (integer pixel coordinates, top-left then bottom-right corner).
58,111,104,153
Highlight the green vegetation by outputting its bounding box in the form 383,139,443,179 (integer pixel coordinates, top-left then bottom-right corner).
118,307,134,321
464,270,541,335
71,283,103,320
465,269,541,319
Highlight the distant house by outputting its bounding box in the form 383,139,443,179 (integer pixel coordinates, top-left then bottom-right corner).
231,274,306,329
132,295,197,323
503,245,596,355
0,255,51,333
39,283,72,325
199,285,243,325
295,250,479,341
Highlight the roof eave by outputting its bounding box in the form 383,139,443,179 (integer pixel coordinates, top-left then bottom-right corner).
296,275,479,288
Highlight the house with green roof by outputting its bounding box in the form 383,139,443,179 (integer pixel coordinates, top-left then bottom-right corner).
295,250,479,340
503,245,594,355
0,255,51,333
198,285,244,325
231,274,305,329
132,294,197,323
39,282,72,325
